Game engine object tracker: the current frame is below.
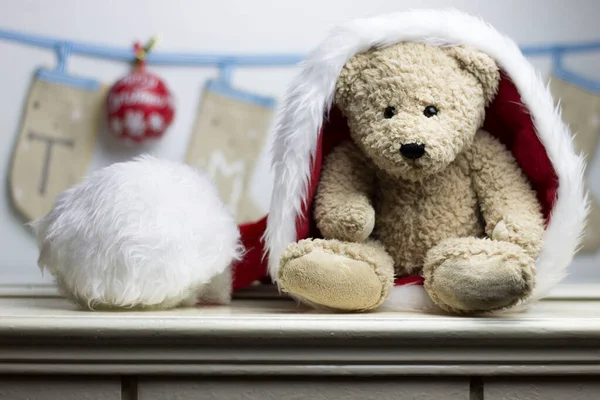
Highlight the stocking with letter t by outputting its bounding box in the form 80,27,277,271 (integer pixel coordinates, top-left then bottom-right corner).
9,45,105,221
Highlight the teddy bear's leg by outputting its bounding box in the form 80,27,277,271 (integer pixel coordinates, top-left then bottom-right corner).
423,237,535,314
278,239,395,312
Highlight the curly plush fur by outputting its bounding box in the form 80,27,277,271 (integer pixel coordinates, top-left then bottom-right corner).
277,42,545,314
334,42,497,182
30,156,241,310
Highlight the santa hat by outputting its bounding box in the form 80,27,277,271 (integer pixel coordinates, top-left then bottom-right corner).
236,9,587,312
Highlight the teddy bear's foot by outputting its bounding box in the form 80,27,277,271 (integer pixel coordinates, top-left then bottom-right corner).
423,237,535,314
278,239,395,312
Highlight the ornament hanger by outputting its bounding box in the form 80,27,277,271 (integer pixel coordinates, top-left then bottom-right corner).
133,36,160,70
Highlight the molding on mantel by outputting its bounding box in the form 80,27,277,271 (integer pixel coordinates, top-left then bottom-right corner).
1,317,599,376
0,282,597,300
0,294,598,376
1,364,599,376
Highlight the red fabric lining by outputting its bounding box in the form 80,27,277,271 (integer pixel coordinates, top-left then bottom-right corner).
394,276,425,286
232,216,267,290
231,73,560,290
483,74,558,221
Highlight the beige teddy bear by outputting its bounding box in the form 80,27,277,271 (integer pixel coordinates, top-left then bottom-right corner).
277,42,546,314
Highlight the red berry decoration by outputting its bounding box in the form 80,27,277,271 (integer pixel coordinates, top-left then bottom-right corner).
106,39,174,144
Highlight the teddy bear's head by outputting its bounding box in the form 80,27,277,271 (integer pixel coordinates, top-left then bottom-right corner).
334,42,500,181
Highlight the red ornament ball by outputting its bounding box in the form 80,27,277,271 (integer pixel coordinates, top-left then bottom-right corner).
106,69,175,143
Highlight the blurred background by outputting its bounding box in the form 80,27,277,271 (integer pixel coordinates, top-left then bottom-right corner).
0,0,598,292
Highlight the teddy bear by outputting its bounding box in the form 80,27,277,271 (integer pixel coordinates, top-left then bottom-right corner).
276,42,546,314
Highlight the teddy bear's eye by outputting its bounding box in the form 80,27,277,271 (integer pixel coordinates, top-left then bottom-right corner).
383,106,396,119
423,105,438,118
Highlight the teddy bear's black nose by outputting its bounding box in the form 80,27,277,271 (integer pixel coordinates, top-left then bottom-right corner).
400,143,425,159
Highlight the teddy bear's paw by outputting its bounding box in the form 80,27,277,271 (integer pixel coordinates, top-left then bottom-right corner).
278,239,394,312
423,237,535,314
490,215,544,259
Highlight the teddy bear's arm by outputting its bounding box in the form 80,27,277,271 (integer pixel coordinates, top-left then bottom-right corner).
314,141,376,242
468,130,545,258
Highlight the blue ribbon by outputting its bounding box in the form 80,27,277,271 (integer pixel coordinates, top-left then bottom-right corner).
1,27,598,92
1,26,596,66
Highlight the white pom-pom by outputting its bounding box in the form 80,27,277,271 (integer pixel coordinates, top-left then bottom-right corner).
30,155,241,310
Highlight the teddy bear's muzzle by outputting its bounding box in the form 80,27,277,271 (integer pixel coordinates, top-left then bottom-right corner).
400,143,426,159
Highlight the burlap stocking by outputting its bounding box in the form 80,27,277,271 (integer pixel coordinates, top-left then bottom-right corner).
549,74,600,254
185,80,274,224
10,69,106,221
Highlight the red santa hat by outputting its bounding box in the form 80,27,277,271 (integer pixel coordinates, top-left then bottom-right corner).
234,9,587,312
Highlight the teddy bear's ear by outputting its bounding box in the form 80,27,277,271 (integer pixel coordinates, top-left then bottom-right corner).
334,52,371,110
445,46,501,106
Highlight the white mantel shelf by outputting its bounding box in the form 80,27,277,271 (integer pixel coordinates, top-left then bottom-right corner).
0,297,599,377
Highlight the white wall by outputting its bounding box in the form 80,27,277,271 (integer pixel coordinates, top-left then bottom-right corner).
0,0,599,285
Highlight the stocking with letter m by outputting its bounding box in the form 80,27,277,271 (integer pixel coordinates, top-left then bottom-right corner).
185,78,275,224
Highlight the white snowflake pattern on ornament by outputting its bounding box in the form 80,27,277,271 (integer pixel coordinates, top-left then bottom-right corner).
124,110,146,137
110,117,123,135
148,113,164,132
